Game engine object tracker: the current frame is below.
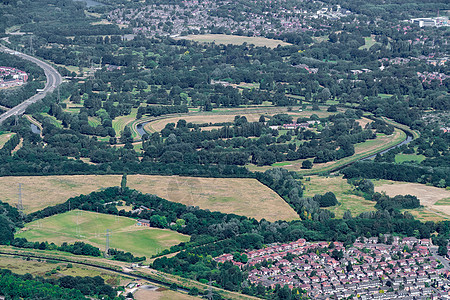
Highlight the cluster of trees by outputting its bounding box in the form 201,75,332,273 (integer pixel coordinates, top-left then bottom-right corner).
139,111,375,167
373,193,421,211
108,248,146,262
342,161,450,189
256,168,337,219
137,104,188,118
57,275,116,299
11,238,101,257
0,269,88,300
0,133,20,156
367,119,395,135
324,0,450,21
0,200,23,245
11,237,147,263
313,192,339,208
0,268,117,299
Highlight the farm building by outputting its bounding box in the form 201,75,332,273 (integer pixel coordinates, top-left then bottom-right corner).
136,219,151,227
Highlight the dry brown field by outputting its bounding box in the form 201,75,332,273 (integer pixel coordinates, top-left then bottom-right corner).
143,114,262,133
127,175,298,222
375,181,450,220
134,287,198,300
0,175,297,222
176,34,291,48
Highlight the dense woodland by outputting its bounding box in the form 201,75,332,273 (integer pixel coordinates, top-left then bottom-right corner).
0,0,447,188
0,269,117,300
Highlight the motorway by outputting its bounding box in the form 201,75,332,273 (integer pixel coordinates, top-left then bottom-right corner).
0,45,63,124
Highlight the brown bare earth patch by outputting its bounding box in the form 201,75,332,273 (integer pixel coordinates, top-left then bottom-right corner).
375,181,450,219
356,117,372,128
0,175,297,221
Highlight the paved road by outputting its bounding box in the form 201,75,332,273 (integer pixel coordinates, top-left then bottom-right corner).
430,246,450,271
0,45,62,124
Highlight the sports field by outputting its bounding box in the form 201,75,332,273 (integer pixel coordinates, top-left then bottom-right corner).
0,175,298,222
16,210,190,259
176,34,291,48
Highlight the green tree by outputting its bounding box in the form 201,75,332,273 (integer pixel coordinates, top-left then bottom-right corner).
120,173,127,192
302,160,313,169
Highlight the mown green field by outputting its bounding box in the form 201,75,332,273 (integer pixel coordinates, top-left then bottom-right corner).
112,108,138,139
41,113,63,128
359,36,380,50
395,153,425,163
17,210,190,259
88,117,101,127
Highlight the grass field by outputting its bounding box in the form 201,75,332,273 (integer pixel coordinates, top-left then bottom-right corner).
88,116,102,127
0,255,127,286
303,175,376,218
0,175,298,222
41,113,63,128
112,108,138,138
375,180,450,220
434,198,450,206
0,132,14,148
134,288,198,300
0,175,124,213
359,36,380,50
176,34,291,48
16,210,190,259
395,153,425,163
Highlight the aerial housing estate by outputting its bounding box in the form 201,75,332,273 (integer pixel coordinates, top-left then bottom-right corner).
0,67,28,89
215,237,450,299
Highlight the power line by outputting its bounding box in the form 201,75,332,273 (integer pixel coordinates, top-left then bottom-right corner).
105,229,111,257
